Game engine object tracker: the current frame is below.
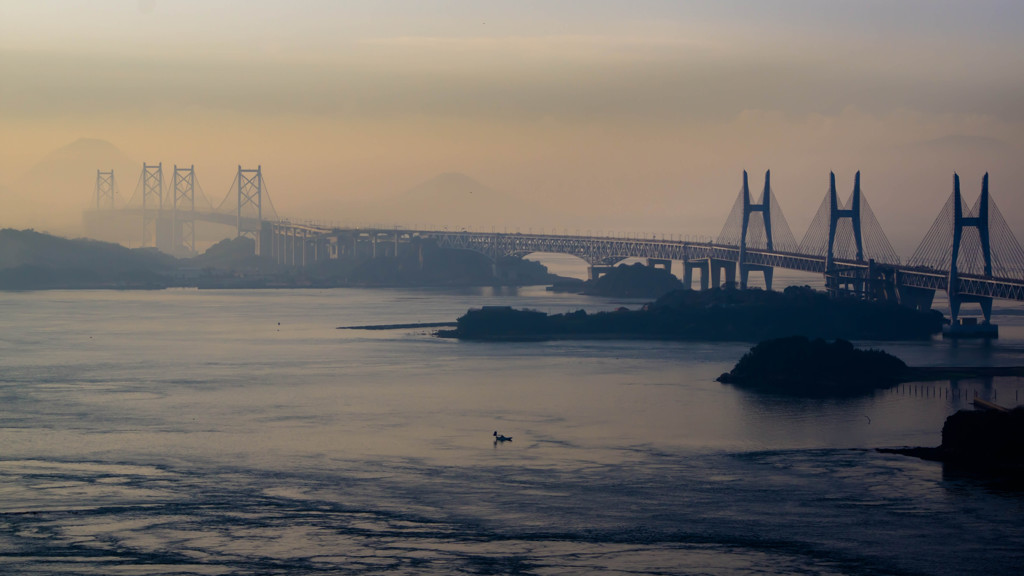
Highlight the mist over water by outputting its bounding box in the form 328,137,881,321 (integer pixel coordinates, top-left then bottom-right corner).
4,3,1024,571
0,283,1022,574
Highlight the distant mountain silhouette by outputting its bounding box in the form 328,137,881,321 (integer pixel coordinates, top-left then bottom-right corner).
363,172,538,229
403,172,497,199
4,138,139,233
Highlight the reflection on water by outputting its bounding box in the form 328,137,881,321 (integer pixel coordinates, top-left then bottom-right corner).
0,286,1022,575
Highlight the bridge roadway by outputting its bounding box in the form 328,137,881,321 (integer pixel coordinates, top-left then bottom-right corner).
108,208,260,230
269,224,1024,303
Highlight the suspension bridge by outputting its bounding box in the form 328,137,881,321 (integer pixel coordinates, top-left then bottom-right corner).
87,163,277,256
85,164,1024,334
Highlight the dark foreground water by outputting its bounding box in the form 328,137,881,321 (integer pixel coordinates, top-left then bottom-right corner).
0,283,1022,575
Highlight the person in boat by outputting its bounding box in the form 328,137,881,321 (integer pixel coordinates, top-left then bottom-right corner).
493,431,512,442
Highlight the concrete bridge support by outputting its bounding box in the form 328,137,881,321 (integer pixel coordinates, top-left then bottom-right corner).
682,258,736,290
951,294,994,326
270,224,285,265
895,284,935,311
863,261,900,303
260,221,274,258
740,264,774,291
153,213,174,255
589,265,614,281
646,258,672,273
710,259,736,289
683,260,709,290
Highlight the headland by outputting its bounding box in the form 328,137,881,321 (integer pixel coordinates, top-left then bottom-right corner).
881,405,1024,477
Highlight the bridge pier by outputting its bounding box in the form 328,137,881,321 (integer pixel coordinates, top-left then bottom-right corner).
710,259,736,289
646,258,672,273
739,264,773,291
682,260,708,290
260,221,274,259
950,294,994,326
895,281,935,311
589,265,614,281
863,261,900,303
298,230,308,266
825,266,866,297
152,213,175,255
272,224,286,265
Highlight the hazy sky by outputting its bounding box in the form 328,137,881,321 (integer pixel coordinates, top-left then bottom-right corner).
2,1,1022,251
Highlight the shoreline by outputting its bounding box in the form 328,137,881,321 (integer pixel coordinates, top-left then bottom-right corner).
339,322,458,330
900,366,1024,381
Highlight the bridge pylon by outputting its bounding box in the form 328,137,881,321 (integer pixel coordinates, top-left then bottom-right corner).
826,171,863,270
141,163,164,248
949,173,993,326
96,170,115,210
236,166,263,254
824,171,864,296
718,169,799,290
172,165,196,256
738,170,774,290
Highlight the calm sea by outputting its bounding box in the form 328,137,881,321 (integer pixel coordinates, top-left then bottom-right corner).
1,270,1022,575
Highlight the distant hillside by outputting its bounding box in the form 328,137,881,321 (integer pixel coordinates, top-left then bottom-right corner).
4,138,139,233
0,229,175,289
357,172,541,229
187,236,276,272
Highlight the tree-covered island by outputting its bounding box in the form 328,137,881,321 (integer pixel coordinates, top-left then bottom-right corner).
439,285,945,342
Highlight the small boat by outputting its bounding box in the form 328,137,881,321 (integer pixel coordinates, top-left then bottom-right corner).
493,431,512,442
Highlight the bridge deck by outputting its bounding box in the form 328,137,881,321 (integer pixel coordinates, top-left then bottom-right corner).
271,224,1024,302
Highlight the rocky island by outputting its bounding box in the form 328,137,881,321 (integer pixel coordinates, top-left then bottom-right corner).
716,336,908,395
716,336,1024,396
439,286,944,341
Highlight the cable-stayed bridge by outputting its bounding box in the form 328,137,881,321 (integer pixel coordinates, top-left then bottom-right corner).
86,164,1024,329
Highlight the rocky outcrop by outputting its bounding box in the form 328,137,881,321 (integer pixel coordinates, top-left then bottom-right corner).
716,336,907,395
885,407,1024,474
